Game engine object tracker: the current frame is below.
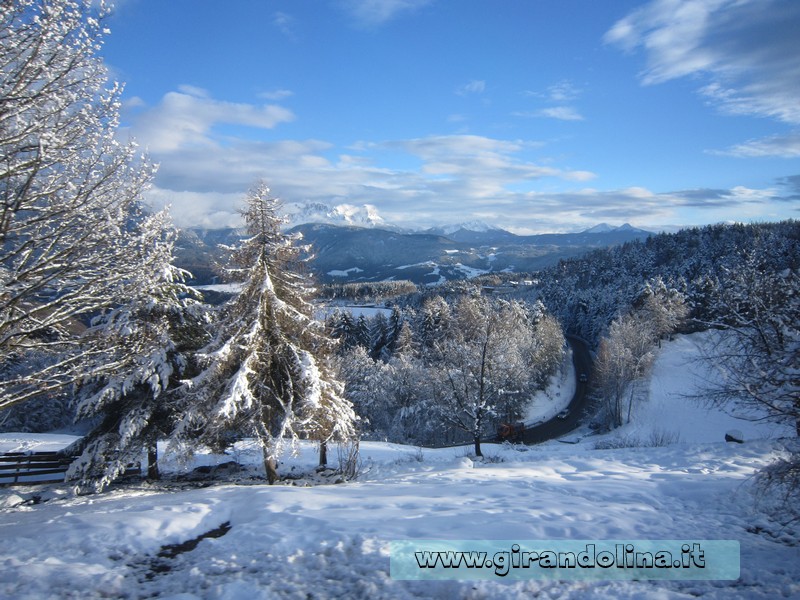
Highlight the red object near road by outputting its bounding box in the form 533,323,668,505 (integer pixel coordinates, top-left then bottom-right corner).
497,422,525,441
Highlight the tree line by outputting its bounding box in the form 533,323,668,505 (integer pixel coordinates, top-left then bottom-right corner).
1,1,797,501
0,1,355,491
327,296,566,455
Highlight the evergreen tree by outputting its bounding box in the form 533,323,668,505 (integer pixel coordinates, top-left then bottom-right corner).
369,312,391,361
418,296,451,354
173,183,356,482
328,310,357,352
354,314,372,350
65,211,207,492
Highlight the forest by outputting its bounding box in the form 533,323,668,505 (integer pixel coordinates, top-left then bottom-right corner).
0,1,797,511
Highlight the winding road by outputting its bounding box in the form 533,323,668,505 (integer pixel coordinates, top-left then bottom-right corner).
512,335,593,445
431,335,593,449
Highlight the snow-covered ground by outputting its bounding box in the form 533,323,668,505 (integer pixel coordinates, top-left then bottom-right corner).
605,333,795,445
524,346,575,425
314,304,394,321
192,283,244,294
326,267,364,278
0,333,798,599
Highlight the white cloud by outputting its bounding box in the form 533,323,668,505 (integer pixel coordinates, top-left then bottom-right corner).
498,183,793,233
546,81,581,103
605,0,800,125
711,132,800,158
514,107,584,121
273,11,297,39
123,96,146,109
338,0,433,28
260,89,294,101
456,80,486,96
128,89,795,232
176,84,209,98
131,88,295,153
146,188,244,229
524,80,582,103
517,80,584,121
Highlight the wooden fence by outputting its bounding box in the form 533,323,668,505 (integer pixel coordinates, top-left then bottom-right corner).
0,451,140,486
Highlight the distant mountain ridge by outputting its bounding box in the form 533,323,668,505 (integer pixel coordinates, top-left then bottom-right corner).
174,220,652,286
281,201,648,236
287,222,651,285
283,201,392,229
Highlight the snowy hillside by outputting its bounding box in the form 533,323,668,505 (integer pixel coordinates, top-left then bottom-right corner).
593,333,795,446
0,333,798,599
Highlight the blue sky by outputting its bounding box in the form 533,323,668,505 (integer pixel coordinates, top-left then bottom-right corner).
103,0,800,233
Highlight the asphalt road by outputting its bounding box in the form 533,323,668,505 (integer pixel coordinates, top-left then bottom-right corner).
430,335,594,450
513,335,593,445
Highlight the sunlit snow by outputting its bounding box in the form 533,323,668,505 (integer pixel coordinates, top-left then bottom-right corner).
1,334,798,599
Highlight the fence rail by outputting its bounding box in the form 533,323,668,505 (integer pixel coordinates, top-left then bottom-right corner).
0,451,140,486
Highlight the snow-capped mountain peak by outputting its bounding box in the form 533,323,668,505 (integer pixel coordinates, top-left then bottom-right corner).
582,223,615,234
427,221,502,236
283,201,386,229
582,222,647,234
330,203,385,227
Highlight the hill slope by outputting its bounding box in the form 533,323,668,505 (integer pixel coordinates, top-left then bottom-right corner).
0,334,796,598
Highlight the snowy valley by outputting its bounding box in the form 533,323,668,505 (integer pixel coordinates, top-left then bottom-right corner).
1,333,798,599
2,3,799,599
173,219,652,286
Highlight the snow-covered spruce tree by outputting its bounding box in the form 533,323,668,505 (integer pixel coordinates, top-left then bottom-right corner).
65,210,208,492
0,0,156,409
327,310,358,352
418,295,451,354
174,183,357,482
634,277,689,346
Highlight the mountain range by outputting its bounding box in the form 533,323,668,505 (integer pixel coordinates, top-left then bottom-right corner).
175,219,652,287
289,222,651,285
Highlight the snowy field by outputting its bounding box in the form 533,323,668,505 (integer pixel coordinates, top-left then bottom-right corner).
0,334,798,599
314,304,394,321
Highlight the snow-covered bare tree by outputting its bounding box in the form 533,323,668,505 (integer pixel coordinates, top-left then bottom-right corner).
702,262,800,437
173,182,357,482
335,345,389,435
392,320,417,359
64,211,207,492
527,302,568,387
0,0,156,409
428,296,560,457
593,311,656,429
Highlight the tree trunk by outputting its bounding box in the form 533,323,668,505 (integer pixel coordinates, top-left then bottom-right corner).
262,445,279,484
626,384,635,424
473,435,483,457
147,443,160,481
319,440,328,468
